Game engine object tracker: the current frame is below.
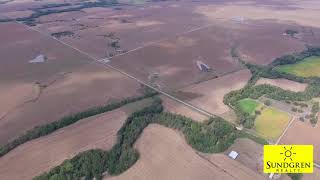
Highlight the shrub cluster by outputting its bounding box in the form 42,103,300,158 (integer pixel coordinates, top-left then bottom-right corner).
288,173,303,180
310,102,319,126
51,31,74,39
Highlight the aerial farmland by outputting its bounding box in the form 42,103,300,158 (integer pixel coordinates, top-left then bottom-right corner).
0,0,320,180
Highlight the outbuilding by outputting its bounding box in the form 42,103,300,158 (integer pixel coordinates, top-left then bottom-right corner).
228,151,239,160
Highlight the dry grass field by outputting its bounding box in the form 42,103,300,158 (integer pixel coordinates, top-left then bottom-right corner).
280,118,320,163
0,109,127,180
256,78,307,92
107,124,263,180
254,107,291,141
0,22,142,144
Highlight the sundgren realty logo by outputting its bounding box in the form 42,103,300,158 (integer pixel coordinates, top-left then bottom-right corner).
264,145,313,173
280,146,296,161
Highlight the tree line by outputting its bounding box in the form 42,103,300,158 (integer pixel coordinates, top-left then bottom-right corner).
0,90,158,157
225,46,320,128
6,0,121,26
34,97,267,180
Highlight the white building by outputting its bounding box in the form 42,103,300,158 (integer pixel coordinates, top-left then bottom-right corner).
228,151,239,160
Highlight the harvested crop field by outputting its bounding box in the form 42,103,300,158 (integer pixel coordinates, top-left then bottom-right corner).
256,78,308,92
177,69,251,119
109,25,243,90
161,96,208,122
255,107,291,140
280,118,320,163
225,138,264,176
275,56,320,77
194,2,320,28
106,124,262,180
0,22,142,144
235,22,305,65
203,154,265,180
0,82,39,120
0,108,127,180
33,2,211,59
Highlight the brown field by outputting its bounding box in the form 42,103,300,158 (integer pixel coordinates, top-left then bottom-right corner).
161,95,208,122
234,21,306,65
223,138,293,180
1,0,318,63
0,108,126,180
1,1,320,179
0,22,142,144
209,19,306,65
225,138,264,176
1,10,33,19
195,1,320,28
256,78,307,92
33,2,210,59
107,124,263,180
203,154,265,180
109,25,243,91
178,69,251,119
0,82,39,120
194,2,318,65
280,119,320,163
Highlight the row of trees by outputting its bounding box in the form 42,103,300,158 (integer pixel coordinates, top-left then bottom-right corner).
14,0,120,26
34,97,164,180
310,102,319,125
0,91,157,157
245,46,320,85
154,113,238,153
35,97,266,180
271,46,320,67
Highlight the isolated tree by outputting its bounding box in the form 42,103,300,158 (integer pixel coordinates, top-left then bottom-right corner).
264,100,271,106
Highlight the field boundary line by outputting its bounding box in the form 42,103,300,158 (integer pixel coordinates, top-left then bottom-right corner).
98,23,215,61
275,116,296,145
195,152,241,180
